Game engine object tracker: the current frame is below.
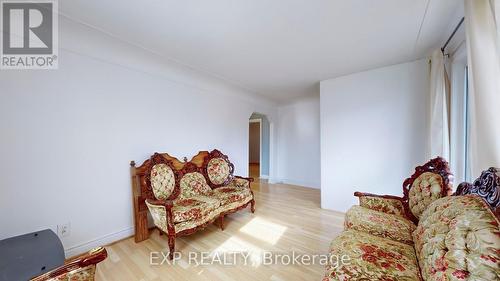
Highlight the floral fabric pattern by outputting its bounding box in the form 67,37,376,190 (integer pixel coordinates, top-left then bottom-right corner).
324,230,421,281
413,195,500,281
207,158,231,185
179,172,213,198
148,168,254,235
143,151,256,246
344,205,416,245
172,195,220,223
150,164,176,200
212,186,253,206
175,207,222,234
217,195,253,214
146,195,221,227
359,196,406,217
408,172,447,219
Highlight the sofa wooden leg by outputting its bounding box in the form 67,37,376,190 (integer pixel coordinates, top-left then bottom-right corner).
164,203,176,260
251,199,256,213
168,235,175,260
218,215,225,231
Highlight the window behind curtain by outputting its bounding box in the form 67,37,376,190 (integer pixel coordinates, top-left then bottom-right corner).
464,66,470,181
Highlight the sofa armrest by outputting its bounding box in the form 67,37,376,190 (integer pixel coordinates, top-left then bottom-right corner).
146,198,174,208
226,176,254,190
234,176,254,182
354,192,403,201
354,192,406,217
145,199,175,234
30,247,107,281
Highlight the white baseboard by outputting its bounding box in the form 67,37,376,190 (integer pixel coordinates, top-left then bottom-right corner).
271,178,320,189
259,174,269,179
268,177,280,184
64,227,134,258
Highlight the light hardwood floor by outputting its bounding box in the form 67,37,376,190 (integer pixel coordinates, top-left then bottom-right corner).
96,179,345,281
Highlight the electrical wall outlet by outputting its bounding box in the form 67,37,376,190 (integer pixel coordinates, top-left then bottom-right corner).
57,222,71,237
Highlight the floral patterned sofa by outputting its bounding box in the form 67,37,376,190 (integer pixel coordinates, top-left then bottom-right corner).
130,149,255,259
323,162,500,281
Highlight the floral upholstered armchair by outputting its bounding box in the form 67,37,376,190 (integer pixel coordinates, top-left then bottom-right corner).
30,247,107,281
323,163,500,281
131,150,255,259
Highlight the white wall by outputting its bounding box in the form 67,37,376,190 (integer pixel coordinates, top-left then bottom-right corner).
275,95,321,188
320,60,429,212
0,16,276,257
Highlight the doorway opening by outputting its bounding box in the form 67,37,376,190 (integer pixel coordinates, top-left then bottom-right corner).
249,113,270,180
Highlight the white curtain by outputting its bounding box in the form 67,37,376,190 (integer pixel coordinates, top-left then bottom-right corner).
464,0,500,178
428,50,450,161
495,0,500,56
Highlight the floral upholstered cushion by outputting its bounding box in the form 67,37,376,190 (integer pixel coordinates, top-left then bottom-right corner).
212,186,252,205
359,196,406,217
409,172,447,219
207,158,231,185
324,230,421,281
212,186,253,214
146,200,223,234
171,195,220,223
179,172,213,198
175,207,222,234
413,195,500,281
150,164,176,200
344,205,416,245
145,195,220,226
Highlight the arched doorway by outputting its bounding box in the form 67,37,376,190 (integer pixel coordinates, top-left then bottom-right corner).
249,112,270,180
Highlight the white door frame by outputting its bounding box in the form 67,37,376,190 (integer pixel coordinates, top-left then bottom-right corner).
249,118,262,176
268,122,273,181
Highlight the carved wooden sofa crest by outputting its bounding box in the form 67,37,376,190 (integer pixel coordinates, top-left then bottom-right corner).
324,160,500,280
130,149,255,258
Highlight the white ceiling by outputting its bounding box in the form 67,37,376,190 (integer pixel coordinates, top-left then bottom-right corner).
59,0,463,103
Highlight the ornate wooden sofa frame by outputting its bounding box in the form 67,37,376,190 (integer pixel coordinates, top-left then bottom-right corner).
30,247,107,281
455,167,500,216
130,149,255,258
